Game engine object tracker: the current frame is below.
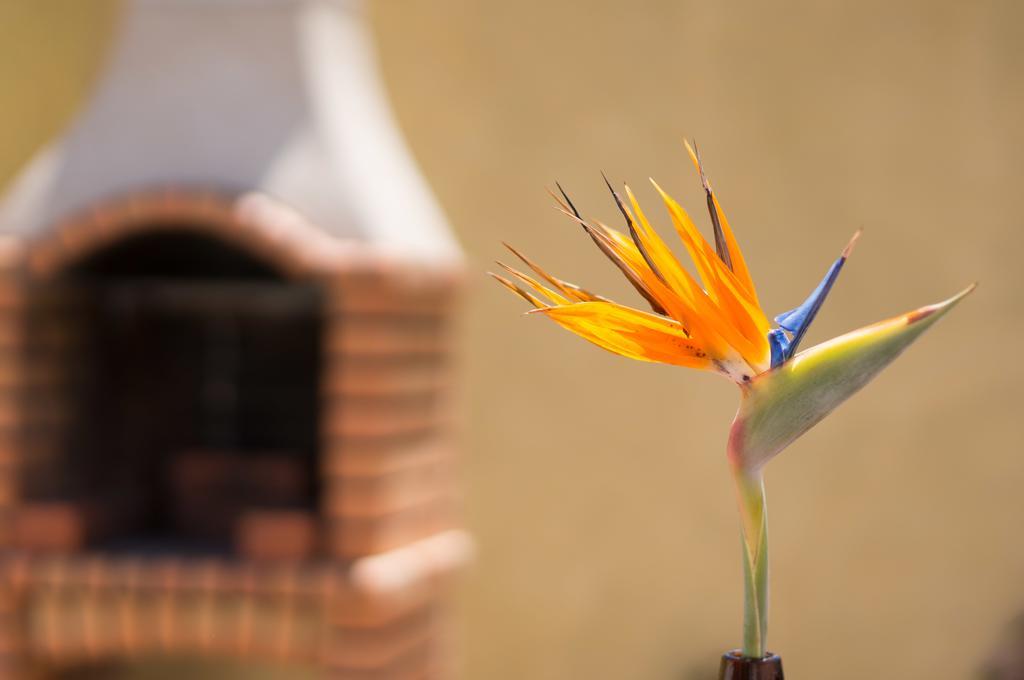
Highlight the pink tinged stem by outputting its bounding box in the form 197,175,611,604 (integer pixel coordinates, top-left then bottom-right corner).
724,284,973,658
732,464,769,659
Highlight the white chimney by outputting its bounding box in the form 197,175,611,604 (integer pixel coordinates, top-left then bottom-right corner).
0,0,460,263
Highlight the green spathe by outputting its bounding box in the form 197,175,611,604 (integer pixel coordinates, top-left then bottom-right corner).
728,284,973,658
729,284,975,474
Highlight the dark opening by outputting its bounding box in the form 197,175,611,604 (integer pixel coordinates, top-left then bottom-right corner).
67,231,281,280
50,226,322,555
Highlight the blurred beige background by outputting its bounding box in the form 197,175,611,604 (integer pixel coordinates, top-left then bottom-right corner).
2,1,1022,679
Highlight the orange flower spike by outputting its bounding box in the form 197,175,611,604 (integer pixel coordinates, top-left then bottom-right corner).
600,177,735,364
500,171,774,381
589,215,737,365
549,186,670,317
619,183,743,358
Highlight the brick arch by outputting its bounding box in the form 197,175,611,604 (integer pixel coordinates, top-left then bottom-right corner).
0,186,470,676
23,188,349,281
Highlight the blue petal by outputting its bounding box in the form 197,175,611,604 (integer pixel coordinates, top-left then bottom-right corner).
773,308,801,333
773,256,847,360
768,328,791,369
771,233,859,362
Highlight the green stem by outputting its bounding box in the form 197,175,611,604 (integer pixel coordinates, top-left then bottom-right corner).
735,469,769,659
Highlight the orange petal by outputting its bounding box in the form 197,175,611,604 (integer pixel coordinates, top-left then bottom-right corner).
590,222,701,333
650,180,770,366
495,262,571,306
682,140,760,304
531,301,712,369
489,272,548,308
550,188,670,316
588,219,753,365
651,179,723,300
710,193,759,305
502,242,605,303
622,184,699,307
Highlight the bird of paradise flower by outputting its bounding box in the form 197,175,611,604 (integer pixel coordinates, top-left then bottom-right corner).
491,141,973,660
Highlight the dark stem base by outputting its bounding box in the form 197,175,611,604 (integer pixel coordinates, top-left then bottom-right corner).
718,650,784,680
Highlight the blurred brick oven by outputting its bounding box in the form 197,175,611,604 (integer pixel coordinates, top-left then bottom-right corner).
0,0,471,677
